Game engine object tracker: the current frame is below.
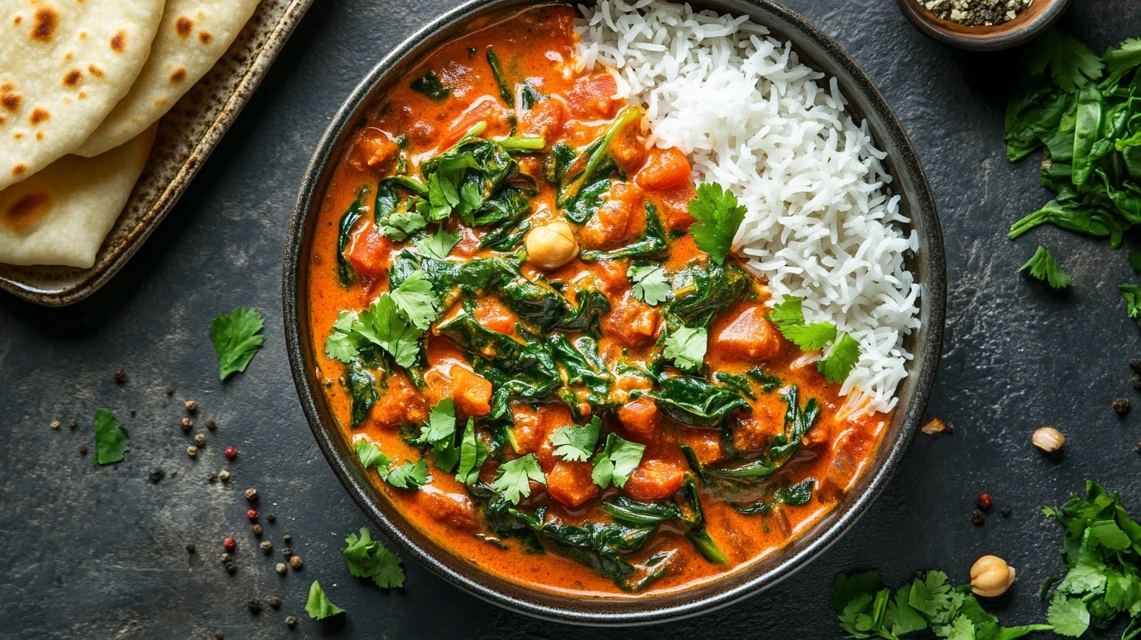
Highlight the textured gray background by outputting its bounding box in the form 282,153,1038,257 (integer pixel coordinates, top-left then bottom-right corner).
1,0,1139,638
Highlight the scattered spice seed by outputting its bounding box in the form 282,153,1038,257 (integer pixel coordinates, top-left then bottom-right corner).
248,509,259,520
921,417,950,436
1133,374,1141,390
194,433,206,446
50,420,60,430
186,543,196,554
1032,426,1065,453
971,509,987,526
1131,359,1141,374
67,418,77,430
266,596,282,609
247,600,262,615
283,534,292,544
208,473,218,483
281,547,293,558
213,632,224,640
130,410,136,418
206,420,217,431
219,469,231,482
225,562,237,574
223,537,237,552
252,524,264,537
1001,506,1012,518
179,418,193,432
266,513,276,523
149,469,165,483
260,541,274,554
185,400,198,413
276,562,287,575
977,494,993,510
114,369,127,383
187,445,198,458
1115,397,1132,415
79,445,88,456
224,445,238,459
244,488,259,502
220,553,231,563
285,616,298,629
166,385,175,395
289,555,303,570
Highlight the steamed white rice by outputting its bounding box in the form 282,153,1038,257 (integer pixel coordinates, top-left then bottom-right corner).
576,0,922,414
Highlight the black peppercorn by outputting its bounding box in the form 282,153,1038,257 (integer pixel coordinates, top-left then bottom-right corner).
283,534,292,544
149,469,164,484
266,513,276,523
1131,359,1141,374
971,509,987,526
67,418,77,430
285,616,298,629
78,445,88,456
224,562,237,574
206,420,217,431
1114,397,1131,415
1001,506,1011,518
213,632,224,640
113,369,127,383
247,600,262,615
186,543,196,554
166,386,175,395
266,596,282,609
1132,374,1141,390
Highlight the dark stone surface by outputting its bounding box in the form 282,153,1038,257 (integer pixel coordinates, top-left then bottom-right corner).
1,0,1138,638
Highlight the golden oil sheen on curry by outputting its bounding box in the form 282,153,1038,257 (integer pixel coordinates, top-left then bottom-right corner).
307,4,887,597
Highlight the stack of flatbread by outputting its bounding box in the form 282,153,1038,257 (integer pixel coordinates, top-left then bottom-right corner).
0,0,260,268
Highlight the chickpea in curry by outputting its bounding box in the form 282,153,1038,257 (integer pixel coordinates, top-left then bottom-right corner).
308,4,888,596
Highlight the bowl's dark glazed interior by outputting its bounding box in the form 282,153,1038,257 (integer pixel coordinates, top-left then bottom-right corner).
284,0,946,626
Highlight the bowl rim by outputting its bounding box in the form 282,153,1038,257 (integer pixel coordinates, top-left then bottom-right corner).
283,0,946,626
894,0,1073,52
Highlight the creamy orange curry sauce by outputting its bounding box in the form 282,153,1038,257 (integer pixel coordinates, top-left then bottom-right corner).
308,4,887,597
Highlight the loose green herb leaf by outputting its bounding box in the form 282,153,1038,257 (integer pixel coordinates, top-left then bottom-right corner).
1047,595,1090,637
1019,246,1072,289
410,70,451,101
628,265,671,306
591,433,645,489
782,322,838,351
768,294,805,326
354,295,422,368
378,210,427,241
420,399,459,473
663,326,707,372
414,227,461,260
210,307,265,380
549,416,602,462
325,311,361,363
93,408,129,465
492,454,546,504
342,527,405,589
389,271,441,331
305,581,345,620
688,182,746,265
354,440,390,471
1025,28,1103,92
1130,251,1141,273
384,460,430,490
455,418,489,485
1122,284,1141,320
818,332,860,384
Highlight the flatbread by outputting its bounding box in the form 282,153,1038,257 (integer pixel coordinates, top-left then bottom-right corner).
0,0,164,191
0,126,157,268
76,0,261,157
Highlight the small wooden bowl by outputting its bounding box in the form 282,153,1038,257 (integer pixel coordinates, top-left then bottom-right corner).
895,0,1073,51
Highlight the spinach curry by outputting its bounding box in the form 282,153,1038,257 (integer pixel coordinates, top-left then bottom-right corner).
308,4,887,596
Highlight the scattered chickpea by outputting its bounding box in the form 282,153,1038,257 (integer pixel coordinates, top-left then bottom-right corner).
1032,426,1065,453
970,555,1016,597
524,221,579,269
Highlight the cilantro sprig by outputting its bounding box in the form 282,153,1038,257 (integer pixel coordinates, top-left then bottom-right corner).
663,326,707,373
93,408,129,465
628,265,671,306
549,417,601,462
210,307,265,381
688,182,746,265
1020,246,1071,289
342,527,405,589
414,227,461,259
591,433,645,489
769,295,861,384
354,439,430,490
491,454,546,505
323,270,440,368
305,581,345,620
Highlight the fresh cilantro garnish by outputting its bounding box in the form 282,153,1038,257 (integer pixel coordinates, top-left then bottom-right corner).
591,433,645,489
1020,246,1072,289
491,454,546,504
419,399,458,472
93,408,129,465
782,322,838,351
414,227,461,259
769,294,805,326
1026,28,1104,92
1122,285,1141,321
342,527,405,589
454,418,488,485
1047,595,1090,637
325,311,361,362
688,182,746,265
549,417,601,462
819,332,860,384
663,326,707,372
628,265,671,306
354,440,389,470
389,271,441,331
384,460,430,489
209,307,265,380
305,581,345,620
378,210,427,241
833,570,1052,639
354,295,422,368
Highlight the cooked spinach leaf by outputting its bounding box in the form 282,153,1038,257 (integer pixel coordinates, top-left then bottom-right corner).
558,106,641,222
346,360,381,427
486,48,513,106
410,70,451,101
580,203,668,261
665,258,753,329
337,186,370,286
636,372,750,429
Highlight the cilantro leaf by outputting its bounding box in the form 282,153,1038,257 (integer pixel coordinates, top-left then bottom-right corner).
454,418,488,485
414,227,461,259
305,581,345,620
1047,595,1089,637
354,440,389,470
491,454,546,504
1122,284,1141,320
1130,251,1141,274
325,311,361,363
549,417,601,462
1019,246,1072,289
769,294,805,326
782,322,838,351
209,307,265,380
355,295,422,368
1026,28,1104,92
342,527,405,589
420,399,458,472
378,210,427,241
819,332,860,384
688,182,746,265
389,271,441,331
663,326,707,372
93,408,129,465
628,265,671,306
591,433,645,489
384,460,430,489
1105,39,1141,84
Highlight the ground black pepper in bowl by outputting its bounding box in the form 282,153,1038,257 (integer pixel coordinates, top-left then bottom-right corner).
918,0,1032,26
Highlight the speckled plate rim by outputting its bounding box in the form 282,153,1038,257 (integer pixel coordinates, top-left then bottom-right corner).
0,0,315,307
284,0,946,627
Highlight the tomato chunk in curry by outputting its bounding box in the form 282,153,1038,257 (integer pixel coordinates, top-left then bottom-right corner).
307,4,888,597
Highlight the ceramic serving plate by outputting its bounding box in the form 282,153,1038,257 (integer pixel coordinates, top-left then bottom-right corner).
284,0,946,626
0,0,314,307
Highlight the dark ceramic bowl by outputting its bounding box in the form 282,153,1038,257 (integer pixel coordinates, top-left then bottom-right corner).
895,0,1072,52
284,0,946,626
